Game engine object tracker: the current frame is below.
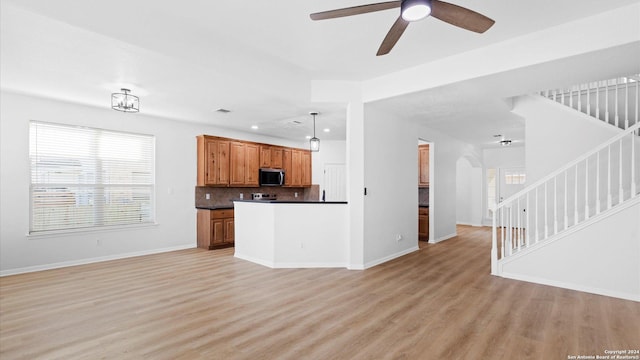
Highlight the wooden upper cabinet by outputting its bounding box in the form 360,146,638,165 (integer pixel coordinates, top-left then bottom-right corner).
197,135,309,188
230,141,259,187
245,143,260,186
419,144,430,188
230,142,246,186
282,148,293,186
281,148,311,187
291,149,302,186
197,136,230,186
271,147,283,169
301,150,311,187
259,146,272,168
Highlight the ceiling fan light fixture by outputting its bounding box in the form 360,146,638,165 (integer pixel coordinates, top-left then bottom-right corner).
401,0,432,22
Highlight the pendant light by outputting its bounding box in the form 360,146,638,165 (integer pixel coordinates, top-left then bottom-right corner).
309,111,320,152
111,88,139,113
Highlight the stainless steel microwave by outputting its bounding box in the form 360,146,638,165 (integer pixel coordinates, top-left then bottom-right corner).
259,168,285,186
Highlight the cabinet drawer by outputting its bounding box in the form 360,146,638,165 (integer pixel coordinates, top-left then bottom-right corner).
419,208,429,216
211,209,234,219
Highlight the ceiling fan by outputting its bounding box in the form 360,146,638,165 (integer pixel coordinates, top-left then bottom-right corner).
310,0,495,56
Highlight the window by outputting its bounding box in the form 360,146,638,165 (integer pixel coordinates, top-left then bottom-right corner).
29,121,155,233
504,170,526,185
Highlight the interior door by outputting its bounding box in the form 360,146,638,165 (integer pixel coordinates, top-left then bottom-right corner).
323,163,346,201
498,167,526,203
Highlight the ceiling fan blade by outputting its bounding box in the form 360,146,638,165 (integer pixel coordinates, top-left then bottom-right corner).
377,16,410,56
431,0,495,33
310,1,401,21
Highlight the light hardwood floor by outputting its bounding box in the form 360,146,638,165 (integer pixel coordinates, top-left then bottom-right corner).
1,226,638,359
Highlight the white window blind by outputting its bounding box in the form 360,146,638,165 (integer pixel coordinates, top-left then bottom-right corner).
29,121,155,233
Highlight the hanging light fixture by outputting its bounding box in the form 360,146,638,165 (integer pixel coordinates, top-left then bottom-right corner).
111,88,139,113
309,111,320,152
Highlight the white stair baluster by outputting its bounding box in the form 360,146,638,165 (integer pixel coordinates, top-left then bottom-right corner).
564,172,568,230
608,145,612,209
632,131,637,197
535,187,539,243
585,160,590,219
544,182,548,238
625,79,629,129
606,81,610,125
596,80,601,121
596,151,601,214
574,165,579,225
619,139,624,203
553,177,558,235
615,78,620,129
526,192,530,247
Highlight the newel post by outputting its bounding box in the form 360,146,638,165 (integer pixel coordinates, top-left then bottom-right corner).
491,206,498,275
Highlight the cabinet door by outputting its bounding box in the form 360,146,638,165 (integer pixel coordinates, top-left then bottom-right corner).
224,218,234,244
301,150,311,186
259,146,271,168
216,141,230,185
245,143,260,186
291,150,302,186
419,145,430,187
230,142,246,186
211,219,225,246
205,139,218,185
271,147,283,169
282,149,292,186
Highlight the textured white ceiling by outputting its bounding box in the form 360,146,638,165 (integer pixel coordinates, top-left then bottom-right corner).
1,0,639,146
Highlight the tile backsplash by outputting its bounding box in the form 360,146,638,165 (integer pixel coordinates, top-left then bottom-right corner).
196,185,320,208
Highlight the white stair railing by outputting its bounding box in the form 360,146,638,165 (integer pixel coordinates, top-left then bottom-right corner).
491,122,640,275
540,75,639,130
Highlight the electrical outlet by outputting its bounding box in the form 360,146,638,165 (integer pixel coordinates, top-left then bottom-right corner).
205,193,210,200
294,192,298,198
300,242,304,249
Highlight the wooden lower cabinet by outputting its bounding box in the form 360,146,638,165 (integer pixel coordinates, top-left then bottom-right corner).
418,207,429,241
197,209,235,249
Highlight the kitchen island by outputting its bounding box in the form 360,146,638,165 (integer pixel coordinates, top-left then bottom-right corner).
233,200,348,268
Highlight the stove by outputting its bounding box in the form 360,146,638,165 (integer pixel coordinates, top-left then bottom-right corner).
251,193,277,201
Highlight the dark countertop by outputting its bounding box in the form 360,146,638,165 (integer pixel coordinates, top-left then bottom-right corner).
233,199,348,204
419,204,429,208
196,205,234,210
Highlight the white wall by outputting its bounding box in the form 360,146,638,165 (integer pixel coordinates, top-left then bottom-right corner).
514,95,619,183
456,157,483,226
362,109,419,266
500,198,640,301
0,91,304,274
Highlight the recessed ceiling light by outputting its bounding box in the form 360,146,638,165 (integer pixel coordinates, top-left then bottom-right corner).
305,135,312,139
251,125,258,130
323,128,330,133
215,108,231,113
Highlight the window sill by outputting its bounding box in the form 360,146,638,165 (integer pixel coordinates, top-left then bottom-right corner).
27,222,159,239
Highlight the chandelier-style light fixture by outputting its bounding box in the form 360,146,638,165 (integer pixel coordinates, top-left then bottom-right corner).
309,112,320,152
111,88,139,113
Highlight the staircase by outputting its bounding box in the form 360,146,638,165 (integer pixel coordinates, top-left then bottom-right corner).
491,75,640,301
